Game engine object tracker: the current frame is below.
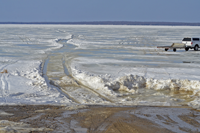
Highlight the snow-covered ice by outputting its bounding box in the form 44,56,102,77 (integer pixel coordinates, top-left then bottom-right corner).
0,25,74,105
1,24,200,108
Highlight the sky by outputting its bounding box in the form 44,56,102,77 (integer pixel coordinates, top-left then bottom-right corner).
0,0,200,23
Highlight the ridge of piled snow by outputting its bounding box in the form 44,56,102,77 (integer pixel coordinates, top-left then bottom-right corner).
106,75,146,93
72,68,115,96
71,65,200,108
72,65,200,93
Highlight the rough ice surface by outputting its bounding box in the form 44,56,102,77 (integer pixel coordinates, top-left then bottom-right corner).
1,25,200,108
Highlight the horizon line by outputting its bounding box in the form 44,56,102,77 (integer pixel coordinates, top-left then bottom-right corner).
0,21,200,26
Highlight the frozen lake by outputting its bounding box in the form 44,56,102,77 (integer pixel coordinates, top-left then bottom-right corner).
1,24,200,108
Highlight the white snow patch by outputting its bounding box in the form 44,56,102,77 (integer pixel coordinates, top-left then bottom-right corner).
0,60,73,105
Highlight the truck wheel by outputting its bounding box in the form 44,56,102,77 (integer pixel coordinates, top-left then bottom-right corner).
185,47,189,51
165,48,168,51
173,48,176,52
194,45,199,51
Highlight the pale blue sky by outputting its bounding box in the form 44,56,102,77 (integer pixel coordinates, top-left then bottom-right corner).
0,0,199,22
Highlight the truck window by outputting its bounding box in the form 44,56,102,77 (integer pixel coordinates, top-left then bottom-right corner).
193,38,199,41
182,38,191,41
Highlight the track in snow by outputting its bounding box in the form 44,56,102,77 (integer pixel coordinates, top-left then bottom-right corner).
45,54,112,104
0,74,10,103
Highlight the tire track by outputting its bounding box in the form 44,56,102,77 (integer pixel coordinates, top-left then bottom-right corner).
0,74,6,102
0,74,9,103
0,60,19,72
5,74,10,97
44,54,113,104
0,60,18,104
41,56,78,103
62,55,114,103
0,75,3,98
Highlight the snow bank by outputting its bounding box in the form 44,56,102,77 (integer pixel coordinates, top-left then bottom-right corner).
72,65,200,94
71,68,115,96
146,78,200,92
71,64,200,108
0,60,73,105
106,75,146,93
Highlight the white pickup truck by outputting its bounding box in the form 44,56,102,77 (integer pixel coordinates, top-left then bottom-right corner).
182,37,200,51
157,37,200,52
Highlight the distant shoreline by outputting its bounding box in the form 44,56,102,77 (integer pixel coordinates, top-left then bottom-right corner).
1,21,200,26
